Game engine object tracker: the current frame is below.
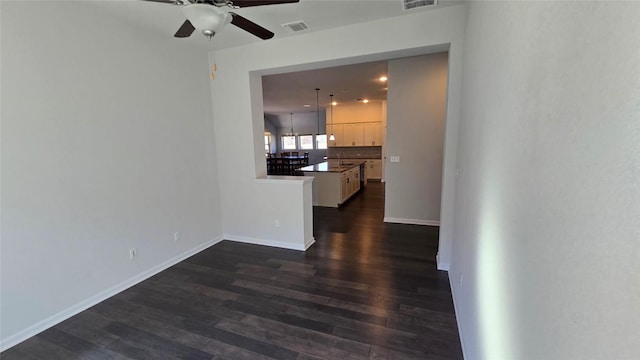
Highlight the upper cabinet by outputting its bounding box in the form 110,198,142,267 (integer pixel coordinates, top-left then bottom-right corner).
326,102,385,147
327,124,344,147
343,123,364,146
327,122,383,147
363,123,383,146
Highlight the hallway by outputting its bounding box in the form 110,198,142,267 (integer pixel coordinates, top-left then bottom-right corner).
2,183,462,359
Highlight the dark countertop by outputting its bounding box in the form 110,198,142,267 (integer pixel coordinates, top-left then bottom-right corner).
326,157,382,160
299,161,366,173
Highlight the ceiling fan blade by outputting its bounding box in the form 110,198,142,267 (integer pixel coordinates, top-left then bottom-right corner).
230,0,299,8
230,12,274,40
174,19,196,38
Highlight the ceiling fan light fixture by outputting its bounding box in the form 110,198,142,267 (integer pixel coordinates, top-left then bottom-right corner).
183,4,229,34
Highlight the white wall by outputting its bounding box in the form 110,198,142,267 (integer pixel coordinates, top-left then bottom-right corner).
210,4,466,266
385,53,448,226
450,2,640,359
263,115,278,154
0,1,222,349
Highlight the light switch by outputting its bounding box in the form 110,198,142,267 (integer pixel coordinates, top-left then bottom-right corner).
390,156,400,163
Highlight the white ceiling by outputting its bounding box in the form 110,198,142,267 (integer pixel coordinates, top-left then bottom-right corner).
90,0,459,119
262,60,389,115
91,0,459,51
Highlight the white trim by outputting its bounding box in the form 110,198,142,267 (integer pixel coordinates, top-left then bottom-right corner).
436,253,450,271
383,217,440,226
254,176,314,185
225,234,315,251
303,237,316,250
449,271,468,360
0,235,224,352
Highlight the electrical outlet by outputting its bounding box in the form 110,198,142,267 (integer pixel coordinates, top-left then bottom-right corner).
129,248,137,261
174,232,180,242
274,219,280,228
390,156,400,163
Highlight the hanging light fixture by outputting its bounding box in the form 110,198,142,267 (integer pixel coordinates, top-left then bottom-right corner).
315,88,320,135
329,94,336,141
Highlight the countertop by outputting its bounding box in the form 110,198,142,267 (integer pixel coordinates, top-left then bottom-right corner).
299,161,365,173
326,157,382,160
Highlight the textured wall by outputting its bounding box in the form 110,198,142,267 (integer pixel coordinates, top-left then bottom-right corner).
1,1,222,348
450,2,640,359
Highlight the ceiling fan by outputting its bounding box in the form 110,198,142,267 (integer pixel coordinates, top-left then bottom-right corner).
142,0,300,40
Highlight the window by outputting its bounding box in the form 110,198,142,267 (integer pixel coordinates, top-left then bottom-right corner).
282,135,297,150
316,134,327,150
264,133,271,153
299,135,314,150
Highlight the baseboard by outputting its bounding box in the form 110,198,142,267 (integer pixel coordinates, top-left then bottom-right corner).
0,235,224,352
436,253,450,271
225,234,314,251
303,237,316,250
449,273,468,360
383,217,440,226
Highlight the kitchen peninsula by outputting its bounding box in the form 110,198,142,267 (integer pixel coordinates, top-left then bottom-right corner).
299,161,366,207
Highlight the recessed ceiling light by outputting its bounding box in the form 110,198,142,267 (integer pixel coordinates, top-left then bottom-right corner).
363,99,369,103
303,104,311,107
379,76,388,82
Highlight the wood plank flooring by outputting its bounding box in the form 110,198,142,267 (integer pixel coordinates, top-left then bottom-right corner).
2,182,462,359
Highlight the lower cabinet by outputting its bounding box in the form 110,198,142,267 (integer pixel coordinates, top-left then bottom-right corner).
340,159,382,180
366,160,382,179
340,167,360,203
341,176,349,201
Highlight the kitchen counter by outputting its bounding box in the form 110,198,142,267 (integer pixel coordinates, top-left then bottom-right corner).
298,160,365,173
301,161,366,207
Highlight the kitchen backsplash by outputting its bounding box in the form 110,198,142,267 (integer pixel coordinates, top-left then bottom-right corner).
327,146,382,159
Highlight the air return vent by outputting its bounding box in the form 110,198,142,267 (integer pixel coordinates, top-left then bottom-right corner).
403,0,436,11
281,21,310,33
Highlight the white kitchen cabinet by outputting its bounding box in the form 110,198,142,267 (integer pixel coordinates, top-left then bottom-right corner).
341,175,349,202
363,123,383,146
366,160,382,179
343,123,364,146
341,167,360,202
329,122,382,147
327,124,344,147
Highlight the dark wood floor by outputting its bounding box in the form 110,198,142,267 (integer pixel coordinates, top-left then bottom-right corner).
2,182,462,359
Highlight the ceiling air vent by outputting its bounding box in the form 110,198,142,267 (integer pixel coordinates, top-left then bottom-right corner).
281,21,310,33
403,0,436,11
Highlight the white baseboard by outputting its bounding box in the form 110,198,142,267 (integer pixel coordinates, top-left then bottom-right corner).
436,253,450,271
225,234,315,251
449,272,468,360
0,235,224,352
303,237,316,250
383,217,440,226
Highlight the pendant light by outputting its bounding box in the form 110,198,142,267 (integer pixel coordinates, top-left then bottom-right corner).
329,94,336,141
315,88,320,135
